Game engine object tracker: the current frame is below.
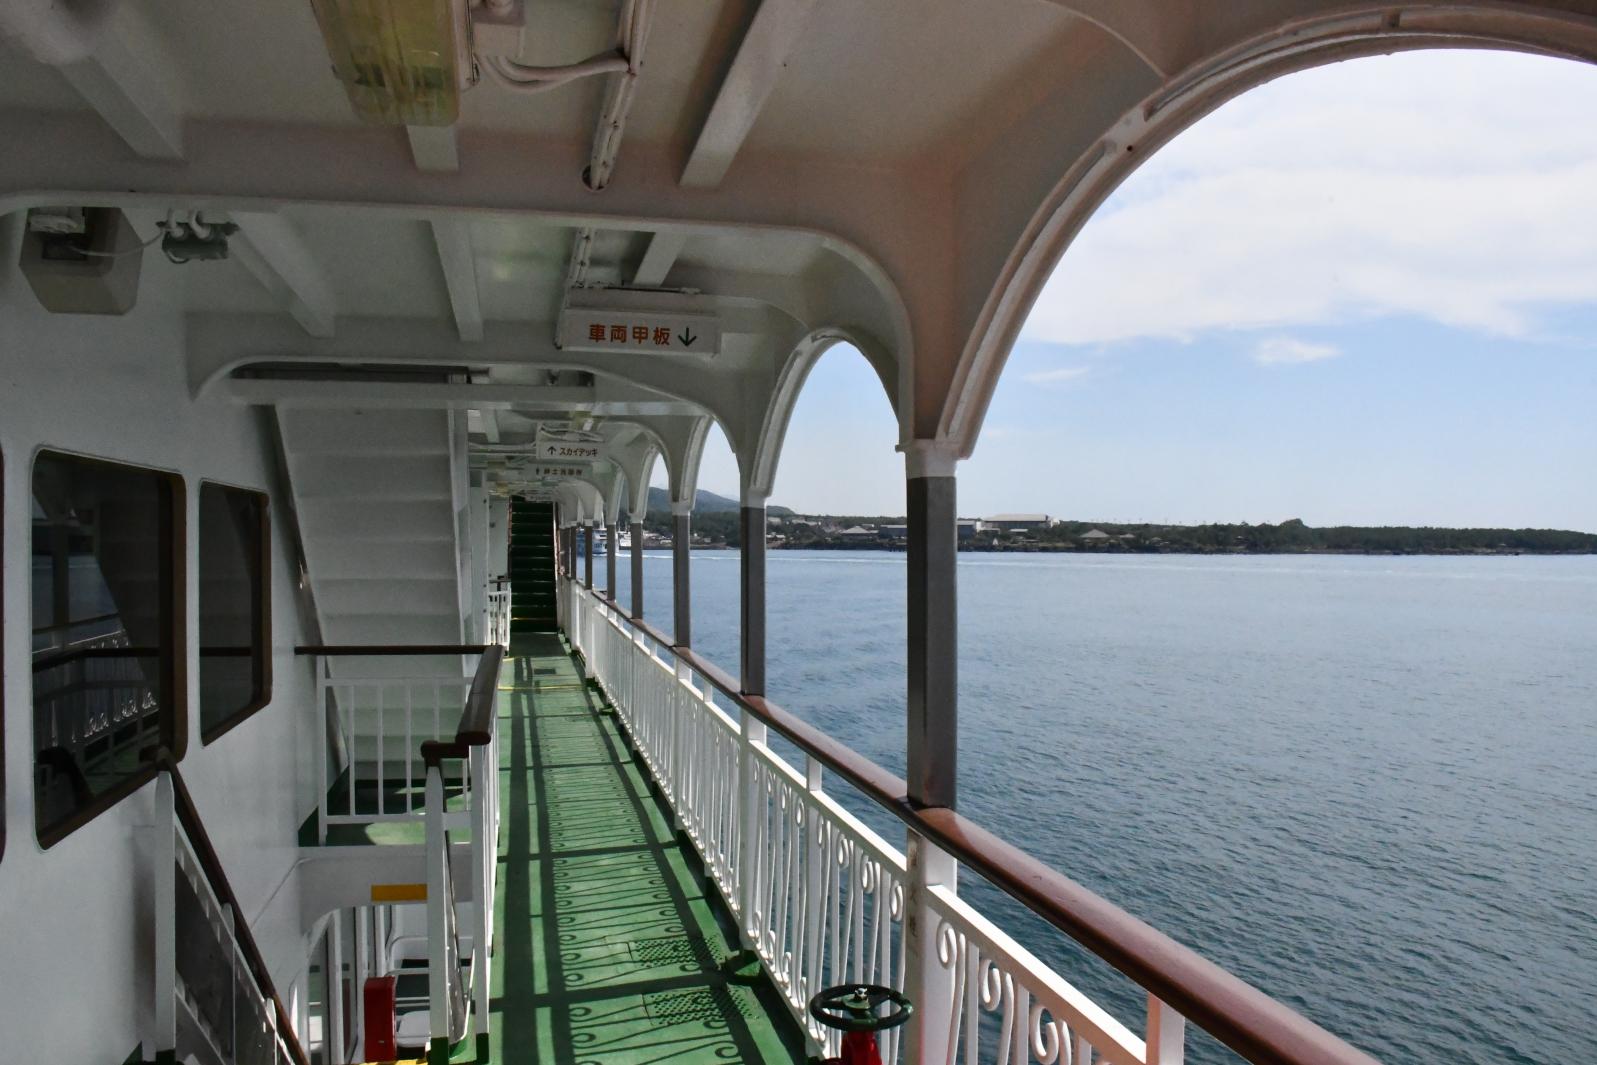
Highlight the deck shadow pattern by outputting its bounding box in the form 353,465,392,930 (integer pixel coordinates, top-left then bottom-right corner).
484,633,807,1064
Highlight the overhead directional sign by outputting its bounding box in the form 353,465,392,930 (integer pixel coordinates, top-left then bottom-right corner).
558,307,721,357
533,441,602,463
528,463,590,479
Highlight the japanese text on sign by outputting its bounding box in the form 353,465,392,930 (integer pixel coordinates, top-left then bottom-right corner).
557,307,721,357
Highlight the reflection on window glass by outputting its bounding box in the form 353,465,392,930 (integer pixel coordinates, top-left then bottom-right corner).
31,451,182,844
200,484,270,740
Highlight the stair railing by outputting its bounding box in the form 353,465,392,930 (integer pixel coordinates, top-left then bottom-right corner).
486,584,511,647
144,749,309,1065
420,645,505,1062
296,644,493,844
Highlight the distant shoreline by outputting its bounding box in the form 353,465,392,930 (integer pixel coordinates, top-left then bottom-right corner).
773,542,1594,556
661,541,1596,556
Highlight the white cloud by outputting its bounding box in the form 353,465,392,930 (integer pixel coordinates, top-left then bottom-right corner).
1022,365,1091,385
1253,337,1339,365
1019,52,1597,348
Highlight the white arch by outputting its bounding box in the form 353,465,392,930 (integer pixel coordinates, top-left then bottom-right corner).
938,3,1597,456
746,326,897,501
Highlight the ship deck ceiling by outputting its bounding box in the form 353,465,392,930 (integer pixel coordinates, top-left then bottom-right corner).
0,0,1083,163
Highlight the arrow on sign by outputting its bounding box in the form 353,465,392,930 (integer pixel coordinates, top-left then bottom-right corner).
678,328,698,347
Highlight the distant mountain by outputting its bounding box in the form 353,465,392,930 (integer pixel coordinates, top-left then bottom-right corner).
639,486,793,516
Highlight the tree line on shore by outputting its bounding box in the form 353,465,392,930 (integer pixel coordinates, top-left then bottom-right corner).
637,511,1597,554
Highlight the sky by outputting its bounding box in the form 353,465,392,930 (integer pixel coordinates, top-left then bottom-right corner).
677,50,1597,531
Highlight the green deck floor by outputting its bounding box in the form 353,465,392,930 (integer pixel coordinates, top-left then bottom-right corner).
482,633,807,1065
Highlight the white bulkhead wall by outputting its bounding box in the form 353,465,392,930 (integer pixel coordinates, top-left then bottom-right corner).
0,216,320,1060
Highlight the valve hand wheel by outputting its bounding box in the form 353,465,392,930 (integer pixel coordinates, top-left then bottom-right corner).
808,984,914,1033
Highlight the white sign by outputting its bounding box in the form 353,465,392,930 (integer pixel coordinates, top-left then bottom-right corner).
534,441,602,463
558,307,721,357
528,463,589,479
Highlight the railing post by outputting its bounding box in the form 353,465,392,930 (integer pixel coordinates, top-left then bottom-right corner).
802,756,825,1018
328,910,346,1063
424,761,449,1065
903,834,956,1064
316,658,329,845
149,771,177,1063
1147,996,1188,1065
471,744,492,1050
737,708,766,941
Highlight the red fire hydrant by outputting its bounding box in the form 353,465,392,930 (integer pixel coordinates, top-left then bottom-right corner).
808,984,913,1065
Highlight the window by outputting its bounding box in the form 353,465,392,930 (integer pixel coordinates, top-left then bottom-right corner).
31,451,184,847
199,483,271,742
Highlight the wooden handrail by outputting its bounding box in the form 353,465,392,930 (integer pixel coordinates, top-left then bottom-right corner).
146,748,310,1065
578,585,1381,1065
420,645,505,765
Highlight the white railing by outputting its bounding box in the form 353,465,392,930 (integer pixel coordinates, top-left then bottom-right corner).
146,764,306,1065
312,665,477,841
487,588,511,647
568,584,1150,1065
418,646,504,1062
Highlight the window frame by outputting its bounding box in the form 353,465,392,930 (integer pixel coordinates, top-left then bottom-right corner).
197,480,273,745
31,448,187,850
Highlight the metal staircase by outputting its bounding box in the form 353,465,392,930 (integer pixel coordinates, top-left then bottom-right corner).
508,500,557,635
277,409,470,646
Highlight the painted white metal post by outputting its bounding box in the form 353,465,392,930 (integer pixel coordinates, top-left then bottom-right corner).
150,771,177,1062
903,834,957,1064
424,763,449,1061
472,744,493,1043
328,910,346,1064
1147,996,1188,1065
355,907,369,1057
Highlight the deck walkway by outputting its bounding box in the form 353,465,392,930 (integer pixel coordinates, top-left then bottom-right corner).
483,633,807,1064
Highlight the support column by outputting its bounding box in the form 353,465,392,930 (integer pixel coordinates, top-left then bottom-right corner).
905,453,957,808
901,443,960,1064
736,493,768,944
739,499,766,695
672,504,692,648
583,521,595,590
605,522,619,598
629,520,645,620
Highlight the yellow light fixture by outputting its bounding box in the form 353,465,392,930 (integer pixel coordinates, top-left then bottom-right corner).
306,0,469,126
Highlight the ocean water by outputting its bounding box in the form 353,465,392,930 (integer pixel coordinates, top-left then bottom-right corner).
610,550,1597,1063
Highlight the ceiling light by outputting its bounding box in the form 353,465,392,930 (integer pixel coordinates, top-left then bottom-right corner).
306,0,471,125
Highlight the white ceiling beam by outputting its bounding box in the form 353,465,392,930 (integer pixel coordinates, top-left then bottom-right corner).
228,213,337,338
679,0,821,189
482,408,501,443
632,230,688,287
429,218,485,341
59,31,183,159
218,378,700,415
407,125,461,172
